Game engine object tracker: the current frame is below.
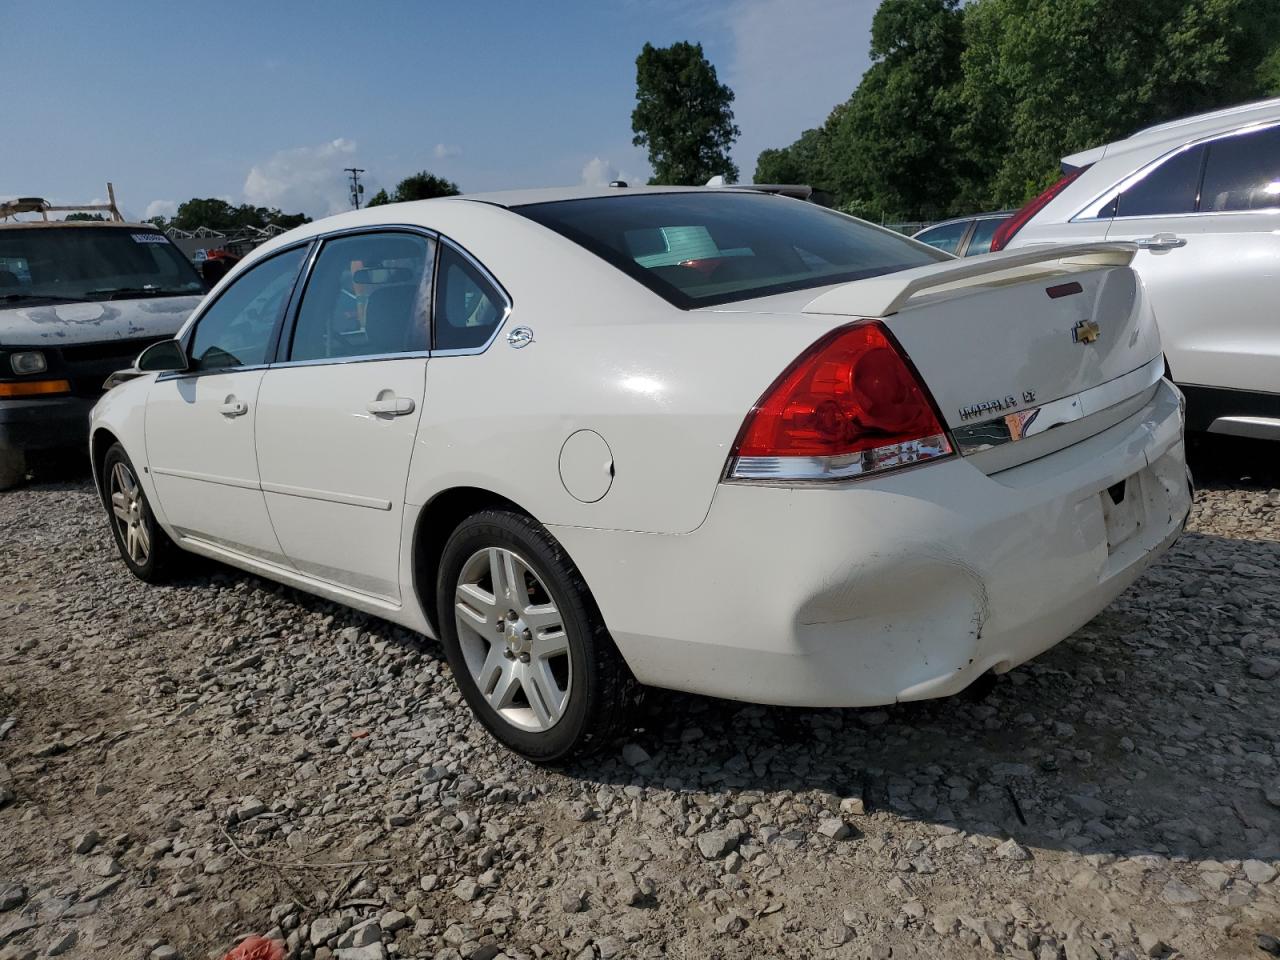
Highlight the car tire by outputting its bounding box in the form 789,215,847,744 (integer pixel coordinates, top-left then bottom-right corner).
0,445,27,491
102,443,183,583
436,509,641,763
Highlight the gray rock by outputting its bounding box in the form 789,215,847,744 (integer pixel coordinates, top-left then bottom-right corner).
380,910,409,933
817,818,851,840
0,883,25,911
87,856,122,877
150,946,181,960
621,743,651,767
46,931,77,957
1159,878,1201,905
311,916,342,947
454,878,482,902
1249,657,1280,680
334,946,386,960
71,831,99,855
337,921,381,949
1257,933,1280,957
995,839,1031,861
696,829,740,860
1243,859,1278,885
1137,932,1169,958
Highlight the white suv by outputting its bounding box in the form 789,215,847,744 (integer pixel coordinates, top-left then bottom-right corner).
994,97,1280,441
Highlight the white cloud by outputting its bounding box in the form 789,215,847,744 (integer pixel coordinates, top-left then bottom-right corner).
145,199,178,220
243,138,359,217
724,0,879,177
580,156,633,187
433,143,462,160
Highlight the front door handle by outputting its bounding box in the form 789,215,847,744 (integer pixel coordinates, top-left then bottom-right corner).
1135,233,1187,251
219,397,248,418
366,396,415,416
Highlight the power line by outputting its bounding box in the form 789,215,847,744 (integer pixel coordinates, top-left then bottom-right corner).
344,168,366,210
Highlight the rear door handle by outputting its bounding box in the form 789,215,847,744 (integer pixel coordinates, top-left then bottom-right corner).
366,396,415,416
219,398,248,418
1135,233,1187,251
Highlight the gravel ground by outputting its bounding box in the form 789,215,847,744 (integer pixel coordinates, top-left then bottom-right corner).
1,438,1278,960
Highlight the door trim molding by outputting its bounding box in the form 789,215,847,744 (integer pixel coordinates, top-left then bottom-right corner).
151,465,260,491
261,480,393,511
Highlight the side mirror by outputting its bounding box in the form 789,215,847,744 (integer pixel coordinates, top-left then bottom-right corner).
103,339,187,391
137,339,188,373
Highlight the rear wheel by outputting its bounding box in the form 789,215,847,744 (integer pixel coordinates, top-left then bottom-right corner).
102,443,182,582
0,445,27,491
436,509,640,763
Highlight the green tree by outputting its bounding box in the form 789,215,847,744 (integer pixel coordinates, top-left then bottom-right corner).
169,198,309,233
753,127,828,185
63,212,107,221
366,188,392,207
960,0,1280,207
390,171,460,201
632,41,740,184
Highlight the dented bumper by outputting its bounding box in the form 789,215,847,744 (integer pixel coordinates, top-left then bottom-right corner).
551,379,1189,707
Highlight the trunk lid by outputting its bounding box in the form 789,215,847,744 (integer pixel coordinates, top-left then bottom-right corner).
803,243,1163,472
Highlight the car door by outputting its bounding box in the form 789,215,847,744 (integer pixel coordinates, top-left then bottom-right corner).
253,230,435,602
1106,125,1280,398
145,244,309,562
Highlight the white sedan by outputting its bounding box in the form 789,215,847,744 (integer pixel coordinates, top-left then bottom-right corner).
90,186,1191,761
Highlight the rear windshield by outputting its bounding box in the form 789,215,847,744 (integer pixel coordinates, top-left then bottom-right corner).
0,226,204,306
514,191,947,308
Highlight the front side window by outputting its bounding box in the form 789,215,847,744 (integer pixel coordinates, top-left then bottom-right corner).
1115,145,1205,218
289,232,434,362
913,221,969,255
433,246,506,351
515,192,947,309
189,246,307,371
1200,125,1280,212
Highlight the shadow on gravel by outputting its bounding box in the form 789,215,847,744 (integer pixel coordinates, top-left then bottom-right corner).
1187,432,1280,490
554,525,1280,867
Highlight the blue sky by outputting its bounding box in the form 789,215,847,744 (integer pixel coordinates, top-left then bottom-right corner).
1,1,879,221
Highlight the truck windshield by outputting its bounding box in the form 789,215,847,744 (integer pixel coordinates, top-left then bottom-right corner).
514,191,947,309
0,226,204,304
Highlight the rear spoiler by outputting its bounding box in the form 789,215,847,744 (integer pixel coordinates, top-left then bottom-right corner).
804,241,1137,318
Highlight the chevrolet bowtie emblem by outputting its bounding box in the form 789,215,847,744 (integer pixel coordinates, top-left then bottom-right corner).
1072,319,1101,344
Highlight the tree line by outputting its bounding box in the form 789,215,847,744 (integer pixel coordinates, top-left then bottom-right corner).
631,0,1280,221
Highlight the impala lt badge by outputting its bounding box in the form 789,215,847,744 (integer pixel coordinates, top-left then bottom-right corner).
1072,319,1101,344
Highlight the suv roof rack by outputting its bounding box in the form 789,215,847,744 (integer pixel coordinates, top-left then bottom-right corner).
0,182,126,222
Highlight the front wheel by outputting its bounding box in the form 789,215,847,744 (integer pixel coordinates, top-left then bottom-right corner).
436,509,640,763
102,443,183,583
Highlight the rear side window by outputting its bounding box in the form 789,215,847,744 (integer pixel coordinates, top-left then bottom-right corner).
1200,125,1280,212
1116,145,1205,218
289,232,434,362
189,247,306,371
433,245,506,351
965,217,1004,256
515,192,946,309
914,221,969,255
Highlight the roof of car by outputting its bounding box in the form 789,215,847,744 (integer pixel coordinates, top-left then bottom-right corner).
450,184,774,208
0,219,158,231
1062,96,1280,168
917,211,1014,230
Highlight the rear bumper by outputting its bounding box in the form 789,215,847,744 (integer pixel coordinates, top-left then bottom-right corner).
0,395,94,452
551,379,1190,707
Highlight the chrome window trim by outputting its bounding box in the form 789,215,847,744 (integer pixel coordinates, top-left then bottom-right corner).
951,355,1165,455
1071,119,1280,222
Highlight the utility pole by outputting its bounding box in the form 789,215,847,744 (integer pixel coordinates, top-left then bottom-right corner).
344,167,366,209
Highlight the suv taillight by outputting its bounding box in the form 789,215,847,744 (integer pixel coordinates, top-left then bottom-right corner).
989,164,1090,252
727,321,953,482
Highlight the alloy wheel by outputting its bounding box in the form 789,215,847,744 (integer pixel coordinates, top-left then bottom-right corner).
453,546,572,732
109,461,151,566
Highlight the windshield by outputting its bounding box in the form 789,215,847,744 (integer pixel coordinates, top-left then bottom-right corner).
0,226,204,305
514,191,948,309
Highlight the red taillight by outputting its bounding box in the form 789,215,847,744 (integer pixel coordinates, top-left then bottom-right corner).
989,164,1090,253
729,321,953,481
